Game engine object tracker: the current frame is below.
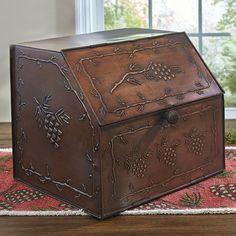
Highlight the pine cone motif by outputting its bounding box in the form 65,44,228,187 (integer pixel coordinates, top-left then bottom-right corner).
59,203,78,211
124,150,152,178
185,129,204,156
157,137,179,167
44,113,62,149
4,189,45,203
131,156,148,178
144,62,182,81
210,184,236,201
135,201,176,210
0,201,14,210
34,95,70,149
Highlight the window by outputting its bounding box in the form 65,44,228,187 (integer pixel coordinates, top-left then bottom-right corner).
75,0,104,33
104,0,236,113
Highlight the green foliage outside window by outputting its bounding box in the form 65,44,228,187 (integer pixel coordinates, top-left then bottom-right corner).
225,130,236,144
207,0,236,106
104,0,147,30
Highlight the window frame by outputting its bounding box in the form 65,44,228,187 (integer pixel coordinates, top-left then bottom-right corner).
75,0,104,34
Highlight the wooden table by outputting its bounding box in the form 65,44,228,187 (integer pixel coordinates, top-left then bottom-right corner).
0,123,235,236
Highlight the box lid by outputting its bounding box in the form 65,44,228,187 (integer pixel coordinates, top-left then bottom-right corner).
62,30,223,126
19,28,171,51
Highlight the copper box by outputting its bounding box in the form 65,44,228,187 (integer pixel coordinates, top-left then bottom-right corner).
10,28,225,219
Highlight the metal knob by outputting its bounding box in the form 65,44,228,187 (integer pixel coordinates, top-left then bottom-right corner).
164,110,179,124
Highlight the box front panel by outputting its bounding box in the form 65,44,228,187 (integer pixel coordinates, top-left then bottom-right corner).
101,96,224,217
11,46,101,216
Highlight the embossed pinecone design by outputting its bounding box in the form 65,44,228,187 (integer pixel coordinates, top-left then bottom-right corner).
190,136,203,155
158,146,177,166
4,189,45,203
124,151,152,178
44,113,62,149
210,184,236,201
157,138,179,167
34,95,70,149
185,129,204,156
144,63,180,81
131,156,148,178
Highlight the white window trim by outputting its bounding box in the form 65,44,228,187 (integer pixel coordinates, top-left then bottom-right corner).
225,108,236,120
74,0,236,120
75,0,104,34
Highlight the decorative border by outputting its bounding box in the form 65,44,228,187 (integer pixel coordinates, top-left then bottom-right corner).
14,49,99,199
1,208,236,216
76,38,212,118
109,104,217,200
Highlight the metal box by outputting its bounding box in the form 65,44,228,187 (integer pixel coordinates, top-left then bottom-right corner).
10,28,225,219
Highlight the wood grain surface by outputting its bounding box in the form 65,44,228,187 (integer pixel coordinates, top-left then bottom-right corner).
0,215,236,236
0,123,236,236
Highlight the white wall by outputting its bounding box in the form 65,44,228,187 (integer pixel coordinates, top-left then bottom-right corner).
0,0,75,122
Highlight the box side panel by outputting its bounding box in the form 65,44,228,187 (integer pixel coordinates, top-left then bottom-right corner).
11,46,101,217
10,46,18,178
100,96,224,217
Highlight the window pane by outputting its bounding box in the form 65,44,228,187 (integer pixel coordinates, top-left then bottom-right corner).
189,37,199,51
203,37,236,106
104,0,148,30
152,0,198,33
202,0,234,33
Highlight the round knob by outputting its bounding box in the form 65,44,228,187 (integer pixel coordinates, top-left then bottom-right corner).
164,110,179,124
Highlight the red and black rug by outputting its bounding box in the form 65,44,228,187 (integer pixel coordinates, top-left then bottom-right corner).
0,148,235,216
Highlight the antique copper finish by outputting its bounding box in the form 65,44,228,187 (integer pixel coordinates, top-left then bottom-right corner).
10,28,225,219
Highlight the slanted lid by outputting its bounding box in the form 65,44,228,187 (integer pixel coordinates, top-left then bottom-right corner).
19,28,171,51
63,31,223,126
